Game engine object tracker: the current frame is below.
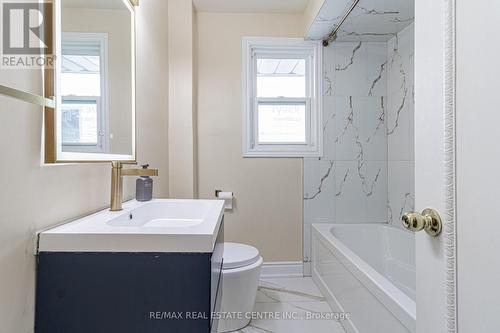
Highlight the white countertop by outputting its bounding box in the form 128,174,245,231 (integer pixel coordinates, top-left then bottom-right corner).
37,199,224,253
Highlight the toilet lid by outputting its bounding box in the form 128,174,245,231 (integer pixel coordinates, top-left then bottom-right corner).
222,242,260,269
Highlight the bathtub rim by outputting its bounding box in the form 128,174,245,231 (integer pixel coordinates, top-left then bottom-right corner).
312,223,416,332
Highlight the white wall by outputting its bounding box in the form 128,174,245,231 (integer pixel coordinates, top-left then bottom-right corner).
456,0,500,331
168,0,197,198
303,0,326,34
195,12,304,262
0,1,169,331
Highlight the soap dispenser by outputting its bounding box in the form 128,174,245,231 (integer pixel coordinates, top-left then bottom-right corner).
136,164,153,202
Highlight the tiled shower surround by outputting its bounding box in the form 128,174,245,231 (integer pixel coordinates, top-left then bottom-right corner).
304,24,414,270
387,24,415,227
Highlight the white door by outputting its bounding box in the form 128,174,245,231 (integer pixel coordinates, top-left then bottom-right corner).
413,0,457,332
455,0,500,332
415,0,500,332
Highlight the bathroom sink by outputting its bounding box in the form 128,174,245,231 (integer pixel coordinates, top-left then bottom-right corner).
37,199,224,253
107,201,208,228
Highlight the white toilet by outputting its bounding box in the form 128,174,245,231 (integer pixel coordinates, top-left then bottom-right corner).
218,242,263,332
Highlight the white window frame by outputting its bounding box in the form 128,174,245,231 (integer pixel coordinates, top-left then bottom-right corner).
61,96,103,153
60,32,109,153
242,37,323,157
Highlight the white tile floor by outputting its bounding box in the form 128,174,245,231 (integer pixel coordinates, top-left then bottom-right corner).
235,277,345,333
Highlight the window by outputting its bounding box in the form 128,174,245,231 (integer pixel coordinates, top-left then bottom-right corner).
61,97,100,146
242,37,322,157
60,32,108,153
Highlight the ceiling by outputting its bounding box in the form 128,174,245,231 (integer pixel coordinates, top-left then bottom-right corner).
308,0,414,42
193,0,309,14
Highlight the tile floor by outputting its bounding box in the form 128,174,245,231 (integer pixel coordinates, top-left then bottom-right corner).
235,277,345,333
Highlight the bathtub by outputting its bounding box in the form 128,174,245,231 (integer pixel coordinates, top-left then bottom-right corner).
312,224,416,333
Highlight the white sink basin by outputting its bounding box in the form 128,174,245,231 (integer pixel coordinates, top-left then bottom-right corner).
107,201,208,228
37,199,224,253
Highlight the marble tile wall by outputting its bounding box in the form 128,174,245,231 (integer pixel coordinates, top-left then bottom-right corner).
303,24,414,270
387,23,415,228
303,41,389,268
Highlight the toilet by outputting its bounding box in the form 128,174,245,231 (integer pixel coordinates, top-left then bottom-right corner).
218,242,263,332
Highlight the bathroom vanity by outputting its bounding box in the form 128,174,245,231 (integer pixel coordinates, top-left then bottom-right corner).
35,200,224,333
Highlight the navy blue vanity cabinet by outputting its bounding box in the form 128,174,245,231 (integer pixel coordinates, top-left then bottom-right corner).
35,219,224,333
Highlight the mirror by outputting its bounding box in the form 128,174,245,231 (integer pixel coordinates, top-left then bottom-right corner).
47,0,135,162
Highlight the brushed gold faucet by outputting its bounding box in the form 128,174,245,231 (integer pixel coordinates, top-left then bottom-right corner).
110,161,158,211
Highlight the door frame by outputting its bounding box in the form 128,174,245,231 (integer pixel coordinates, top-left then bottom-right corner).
442,0,457,331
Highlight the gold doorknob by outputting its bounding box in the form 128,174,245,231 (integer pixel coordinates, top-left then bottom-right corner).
401,208,442,237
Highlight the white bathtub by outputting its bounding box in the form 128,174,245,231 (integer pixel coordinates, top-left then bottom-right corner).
312,224,416,333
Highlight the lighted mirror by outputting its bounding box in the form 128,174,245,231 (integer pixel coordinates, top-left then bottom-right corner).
46,0,135,162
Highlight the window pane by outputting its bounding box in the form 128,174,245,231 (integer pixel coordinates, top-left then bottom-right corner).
61,72,101,96
257,58,306,98
258,103,306,143
61,101,98,145
61,55,101,96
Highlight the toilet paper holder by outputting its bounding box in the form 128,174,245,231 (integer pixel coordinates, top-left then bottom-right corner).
215,190,233,210
215,190,233,198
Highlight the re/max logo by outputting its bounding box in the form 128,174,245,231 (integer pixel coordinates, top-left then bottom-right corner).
148,311,209,320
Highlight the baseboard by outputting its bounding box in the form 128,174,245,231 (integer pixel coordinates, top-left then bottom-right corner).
260,261,303,278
